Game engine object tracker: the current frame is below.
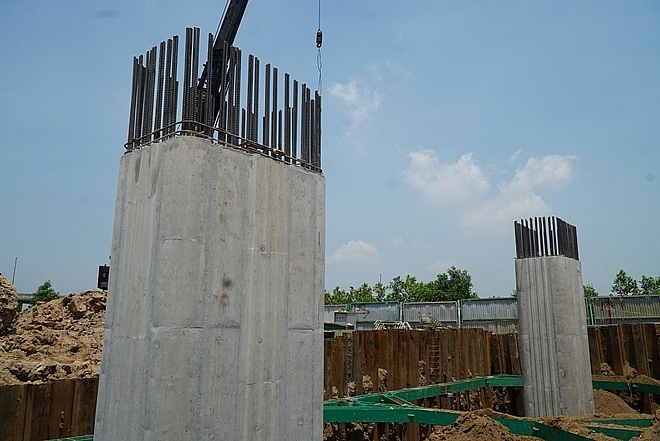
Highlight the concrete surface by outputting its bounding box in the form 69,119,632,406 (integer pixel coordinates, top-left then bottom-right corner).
94,137,325,440
516,255,594,418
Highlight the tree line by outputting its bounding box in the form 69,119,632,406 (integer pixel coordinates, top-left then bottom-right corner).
582,270,660,297
610,270,660,296
324,266,478,305
326,268,660,305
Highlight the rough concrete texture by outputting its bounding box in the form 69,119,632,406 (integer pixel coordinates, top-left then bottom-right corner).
515,256,594,418
94,137,325,441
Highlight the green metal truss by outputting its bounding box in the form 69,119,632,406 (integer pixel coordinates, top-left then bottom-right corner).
324,374,659,441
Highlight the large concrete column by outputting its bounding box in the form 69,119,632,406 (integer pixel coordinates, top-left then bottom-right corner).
94,137,325,440
514,217,594,418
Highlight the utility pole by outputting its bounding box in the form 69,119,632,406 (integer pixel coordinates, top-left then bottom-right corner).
11,257,17,284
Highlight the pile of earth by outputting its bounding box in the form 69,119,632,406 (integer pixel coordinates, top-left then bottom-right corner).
0,274,18,333
0,289,106,385
426,410,538,441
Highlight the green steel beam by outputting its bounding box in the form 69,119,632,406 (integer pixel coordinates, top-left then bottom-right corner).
584,424,645,441
493,416,595,441
585,418,653,428
593,379,660,395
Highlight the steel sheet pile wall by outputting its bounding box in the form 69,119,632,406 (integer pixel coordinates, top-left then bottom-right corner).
126,28,321,172
323,328,491,399
587,323,660,413
0,378,98,441
323,328,492,441
489,332,522,376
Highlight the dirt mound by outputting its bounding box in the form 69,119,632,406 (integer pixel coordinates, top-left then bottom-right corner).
0,274,18,333
593,389,637,415
636,409,660,441
0,290,105,385
427,411,537,441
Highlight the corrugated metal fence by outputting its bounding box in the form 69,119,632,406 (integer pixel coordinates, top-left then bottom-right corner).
326,295,660,333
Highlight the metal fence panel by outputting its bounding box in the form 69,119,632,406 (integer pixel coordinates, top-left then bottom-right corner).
354,322,376,331
462,320,518,334
461,298,518,321
348,301,400,323
591,295,660,325
401,302,459,327
324,304,347,323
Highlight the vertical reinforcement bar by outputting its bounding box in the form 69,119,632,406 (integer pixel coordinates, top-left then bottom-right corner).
154,41,165,140
125,33,322,170
263,63,270,147
127,57,139,147
284,73,291,161
292,79,298,162
183,28,192,129
206,32,215,134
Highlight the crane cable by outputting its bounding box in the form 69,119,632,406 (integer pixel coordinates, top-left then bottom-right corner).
316,0,323,95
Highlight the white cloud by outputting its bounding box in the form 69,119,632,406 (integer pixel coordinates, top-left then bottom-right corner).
327,240,379,265
403,151,489,202
328,80,381,122
501,155,575,195
459,154,575,235
459,192,550,234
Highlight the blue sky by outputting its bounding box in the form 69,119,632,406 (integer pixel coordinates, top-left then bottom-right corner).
1,1,658,298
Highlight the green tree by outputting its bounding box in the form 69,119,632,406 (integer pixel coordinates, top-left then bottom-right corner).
30,280,59,305
324,267,478,304
386,275,428,302
348,283,377,303
324,284,377,305
429,266,477,301
583,284,599,297
640,275,660,296
611,270,639,296
324,286,351,305
373,281,387,302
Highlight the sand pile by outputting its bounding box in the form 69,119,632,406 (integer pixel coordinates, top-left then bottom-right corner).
427,411,537,441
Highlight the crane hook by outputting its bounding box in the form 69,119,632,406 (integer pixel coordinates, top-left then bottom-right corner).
316,28,323,48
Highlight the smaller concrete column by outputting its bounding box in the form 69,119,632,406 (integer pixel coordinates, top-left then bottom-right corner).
514,217,594,418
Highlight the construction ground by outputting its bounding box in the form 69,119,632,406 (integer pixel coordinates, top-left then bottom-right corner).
1,283,660,440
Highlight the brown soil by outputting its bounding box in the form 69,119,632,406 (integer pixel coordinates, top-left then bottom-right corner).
0,290,105,385
593,389,637,415
635,409,660,441
542,416,618,441
425,410,537,441
0,274,18,333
